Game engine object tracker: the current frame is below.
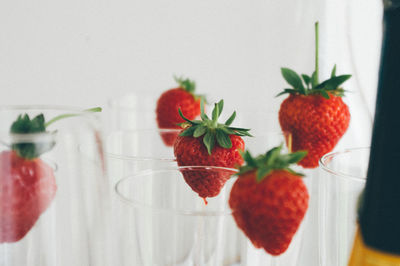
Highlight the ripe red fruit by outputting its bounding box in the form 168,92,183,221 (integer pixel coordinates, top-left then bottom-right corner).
0,108,100,243
0,151,57,243
229,146,309,255
174,100,251,200
175,134,244,198
156,77,202,146
277,22,351,168
279,94,350,168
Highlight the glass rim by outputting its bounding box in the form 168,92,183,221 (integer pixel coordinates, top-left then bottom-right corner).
105,128,181,161
115,166,239,216
0,105,99,143
319,147,370,181
107,92,156,111
105,129,287,161
0,104,87,113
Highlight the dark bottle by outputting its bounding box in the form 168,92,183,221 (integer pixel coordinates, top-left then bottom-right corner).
348,1,400,265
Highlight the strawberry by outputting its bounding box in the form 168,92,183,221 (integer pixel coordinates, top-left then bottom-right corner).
277,22,351,168
0,150,56,243
156,76,204,146
0,108,101,243
229,145,309,255
174,100,251,200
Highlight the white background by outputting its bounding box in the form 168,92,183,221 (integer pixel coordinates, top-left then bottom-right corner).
0,0,382,117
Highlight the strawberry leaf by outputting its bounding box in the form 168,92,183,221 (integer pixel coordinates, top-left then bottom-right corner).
179,126,196,137
237,144,307,180
176,99,251,154
331,64,337,78
276,88,298,97
193,125,207,137
302,74,311,88
212,101,222,122
220,127,236,135
173,75,207,104
311,71,318,88
321,90,330,99
178,109,194,124
225,111,236,126
216,129,232,149
174,76,196,94
281,68,305,92
200,100,210,120
286,151,307,163
10,114,52,159
10,108,101,159
217,100,224,117
256,166,272,182
277,24,351,98
179,126,196,136
324,75,352,90
203,131,215,155
242,150,256,166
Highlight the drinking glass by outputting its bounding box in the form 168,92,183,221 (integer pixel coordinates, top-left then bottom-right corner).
106,92,157,133
115,164,312,266
105,129,179,186
115,166,238,266
0,106,110,266
238,171,313,266
318,147,369,266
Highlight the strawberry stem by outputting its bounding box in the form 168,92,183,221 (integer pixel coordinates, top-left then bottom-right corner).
45,107,102,127
315,21,319,85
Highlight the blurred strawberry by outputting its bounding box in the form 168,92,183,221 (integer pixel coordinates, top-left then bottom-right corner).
0,150,56,243
0,108,101,243
156,76,204,146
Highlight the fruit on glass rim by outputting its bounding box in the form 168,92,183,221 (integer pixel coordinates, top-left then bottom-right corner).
174,99,251,200
229,145,309,255
0,107,101,243
156,76,205,146
277,22,351,168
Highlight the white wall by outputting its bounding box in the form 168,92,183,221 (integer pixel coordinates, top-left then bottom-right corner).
0,0,382,116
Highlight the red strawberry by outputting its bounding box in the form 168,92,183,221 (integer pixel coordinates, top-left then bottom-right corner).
277,22,351,168
174,100,251,200
156,77,203,146
229,146,309,255
0,107,101,243
0,150,56,243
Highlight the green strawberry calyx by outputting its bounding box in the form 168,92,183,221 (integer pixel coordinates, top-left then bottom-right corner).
277,22,351,99
174,75,207,103
10,107,102,159
237,144,307,182
178,99,252,155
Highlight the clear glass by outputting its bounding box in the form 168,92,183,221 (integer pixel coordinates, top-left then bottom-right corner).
0,106,110,266
318,147,369,266
105,127,286,185
115,166,238,266
238,172,313,266
106,127,308,265
105,129,179,187
105,92,282,135
114,165,312,266
105,92,157,133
